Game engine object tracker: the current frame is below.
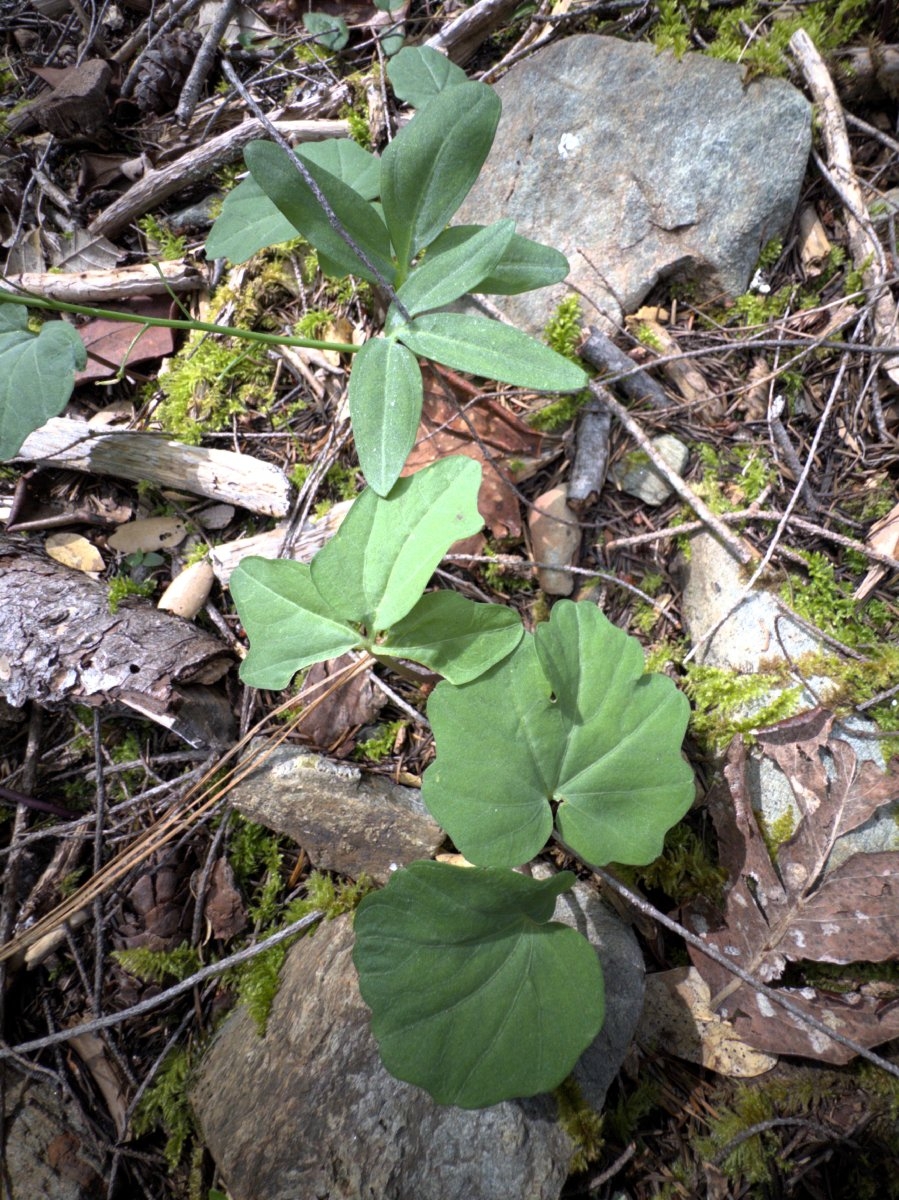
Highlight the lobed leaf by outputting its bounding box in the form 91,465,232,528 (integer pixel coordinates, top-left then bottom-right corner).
394,220,515,316
426,225,571,295
386,45,469,109
0,310,87,460
348,338,423,496
244,141,394,284
353,861,604,1107
423,600,694,867
230,558,357,689
311,456,483,633
380,81,500,272
383,590,523,683
303,11,349,49
397,312,588,392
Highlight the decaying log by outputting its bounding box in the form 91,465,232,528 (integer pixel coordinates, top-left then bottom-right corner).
0,537,234,747
15,419,291,518
4,261,204,304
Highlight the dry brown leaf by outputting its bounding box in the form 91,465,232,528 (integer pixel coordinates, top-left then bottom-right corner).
686,714,899,1063
853,497,899,600
75,297,175,383
108,517,188,555
202,858,247,942
45,532,105,574
297,652,385,758
404,368,551,538
68,1031,129,1139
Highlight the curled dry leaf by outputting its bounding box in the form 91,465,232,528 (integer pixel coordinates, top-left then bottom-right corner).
686,713,899,1063
45,531,105,574
853,498,899,601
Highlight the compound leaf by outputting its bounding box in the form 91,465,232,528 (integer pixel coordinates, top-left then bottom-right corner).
245,140,394,285
0,309,87,460
311,456,483,633
386,45,468,109
230,558,357,689
380,81,500,272
353,861,604,1107
427,225,571,295
383,590,523,683
397,312,587,392
395,220,514,316
424,600,693,867
349,338,422,496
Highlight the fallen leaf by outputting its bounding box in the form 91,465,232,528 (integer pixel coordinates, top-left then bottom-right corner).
297,652,385,757
202,858,247,942
404,368,552,538
158,559,215,620
639,966,777,1077
45,532,105,574
68,1031,129,1139
75,297,176,383
686,716,899,1063
108,517,188,555
853,497,899,601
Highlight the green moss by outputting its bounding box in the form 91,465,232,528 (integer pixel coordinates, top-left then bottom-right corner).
528,391,589,432
544,295,583,361
112,942,202,984
137,214,187,261
354,720,405,763
132,1047,194,1171
652,0,691,56
107,574,155,613
781,549,887,649
155,332,273,444
340,99,373,150
481,544,534,594
683,662,802,751
760,808,796,858
604,1076,661,1143
293,308,333,340
619,821,727,907
553,1076,604,1172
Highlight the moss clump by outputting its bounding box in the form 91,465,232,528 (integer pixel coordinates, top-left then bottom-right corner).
621,821,727,907
112,941,202,984
694,443,774,514
354,720,405,763
132,1046,194,1171
683,662,802,751
137,213,187,261
554,1076,604,1172
107,574,156,612
154,333,273,444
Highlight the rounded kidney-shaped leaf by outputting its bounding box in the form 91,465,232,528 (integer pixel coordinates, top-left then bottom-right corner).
353,862,604,1108
423,600,693,867
0,309,86,460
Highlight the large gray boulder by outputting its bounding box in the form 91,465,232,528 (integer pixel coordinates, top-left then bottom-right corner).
458,35,811,332
192,878,644,1200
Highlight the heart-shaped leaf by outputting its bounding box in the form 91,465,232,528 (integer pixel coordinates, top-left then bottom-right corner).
303,10,349,49
311,455,483,633
230,558,357,689
387,45,468,109
394,219,514,316
426,225,571,295
423,600,694,866
397,311,587,392
383,590,523,683
348,338,423,496
245,141,394,285
380,81,500,273
0,307,87,460
353,861,604,1107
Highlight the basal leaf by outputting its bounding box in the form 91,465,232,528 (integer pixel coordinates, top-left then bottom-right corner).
353,862,604,1107
348,338,422,496
380,81,500,272
311,456,483,633
299,138,380,200
383,590,523,683
397,312,588,392
394,220,514,316
230,557,358,689
205,176,299,263
423,600,693,867
303,10,349,49
427,225,571,295
244,141,394,285
0,312,87,460
386,45,468,109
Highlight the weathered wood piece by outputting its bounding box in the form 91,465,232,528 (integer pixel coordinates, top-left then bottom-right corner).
5,260,204,303
0,537,233,745
15,419,291,518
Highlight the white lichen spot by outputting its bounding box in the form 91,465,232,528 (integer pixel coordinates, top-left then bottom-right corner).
756,994,775,1017
792,929,806,949
558,132,581,161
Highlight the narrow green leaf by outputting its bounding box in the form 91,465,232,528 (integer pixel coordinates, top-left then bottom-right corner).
230,558,358,689
303,10,349,49
353,862,604,1108
0,313,86,461
299,139,380,200
348,338,422,496
397,312,588,392
423,601,694,867
244,140,394,285
383,590,523,683
311,456,483,632
427,225,571,295
386,45,468,108
395,220,514,316
380,81,500,271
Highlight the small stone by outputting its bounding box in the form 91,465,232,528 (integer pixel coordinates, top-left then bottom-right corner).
612,435,689,505
529,484,580,595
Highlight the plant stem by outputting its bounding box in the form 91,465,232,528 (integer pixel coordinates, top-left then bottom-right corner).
0,288,358,355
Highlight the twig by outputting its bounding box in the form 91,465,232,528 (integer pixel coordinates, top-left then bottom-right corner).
711,1116,837,1168
0,911,323,1061
592,384,757,565
91,710,106,1020
568,387,612,511
579,325,672,410
767,393,819,511
176,0,237,125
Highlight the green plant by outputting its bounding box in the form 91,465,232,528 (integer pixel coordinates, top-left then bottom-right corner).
132,1046,194,1170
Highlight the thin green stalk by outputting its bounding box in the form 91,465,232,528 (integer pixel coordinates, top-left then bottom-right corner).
0,288,358,355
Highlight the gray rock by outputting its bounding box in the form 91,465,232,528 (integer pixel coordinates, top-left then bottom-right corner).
2,1069,105,1200
192,879,643,1200
227,742,445,884
611,435,689,506
457,35,810,333
680,533,899,865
